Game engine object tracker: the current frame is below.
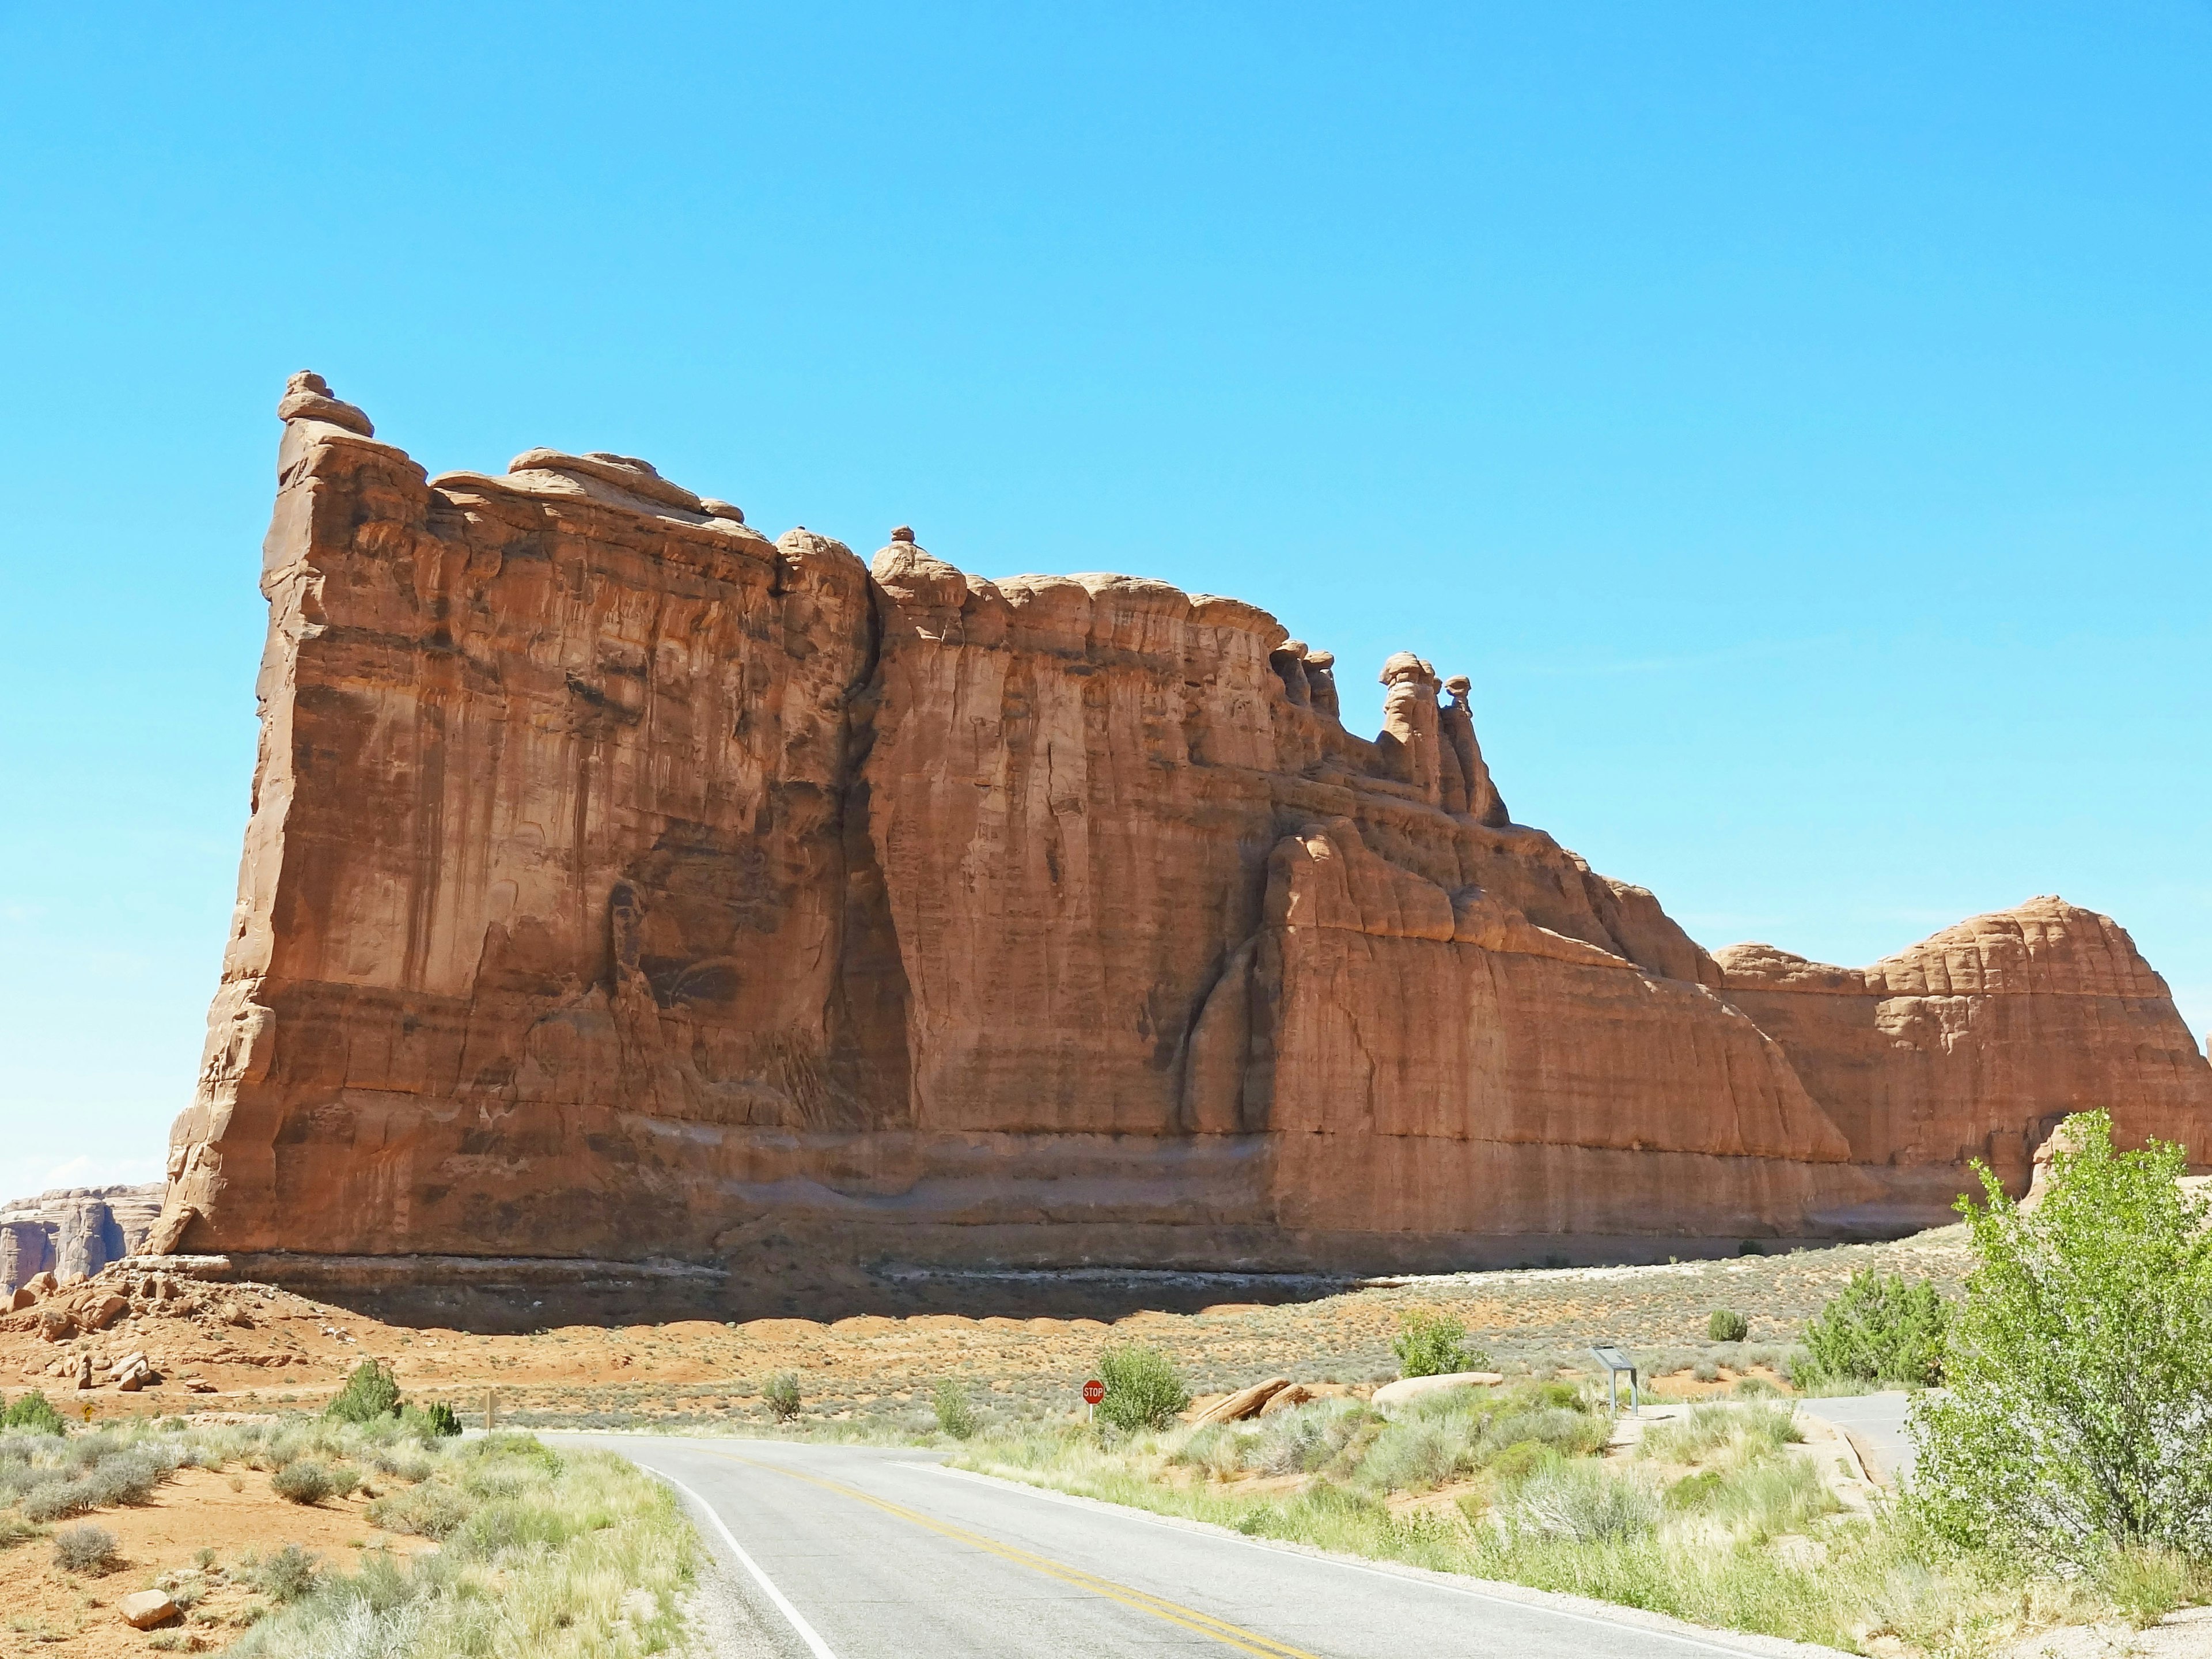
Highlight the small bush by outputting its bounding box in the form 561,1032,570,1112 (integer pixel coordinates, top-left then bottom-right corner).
325,1359,402,1424
399,1402,461,1439
51,1522,116,1573
1096,1343,1190,1432
368,1480,472,1539
1255,1399,1362,1476
1506,1462,1661,1542
1799,1268,1947,1387
1391,1309,1487,1378
1692,1361,1721,1383
1483,1439,1559,1488
763,1373,803,1422
2,1391,65,1435
1707,1309,1749,1343
932,1380,979,1441
271,1460,337,1505
1486,1406,1607,1460
1357,1420,1465,1493
248,1543,320,1603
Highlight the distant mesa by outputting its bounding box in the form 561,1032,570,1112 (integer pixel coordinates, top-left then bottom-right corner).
143,375,2212,1320
0,1184,165,1297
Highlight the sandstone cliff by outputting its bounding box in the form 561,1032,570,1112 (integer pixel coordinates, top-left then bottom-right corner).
154,376,2212,1302
0,1184,165,1291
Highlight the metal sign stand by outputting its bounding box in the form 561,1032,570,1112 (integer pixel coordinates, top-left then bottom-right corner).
1588,1344,1639,1415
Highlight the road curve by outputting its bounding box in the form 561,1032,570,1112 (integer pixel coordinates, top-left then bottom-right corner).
550,1433,1846,1659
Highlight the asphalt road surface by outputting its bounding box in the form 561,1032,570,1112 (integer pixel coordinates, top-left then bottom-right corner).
1797,1392,1916,1484
554,1434,1844,1659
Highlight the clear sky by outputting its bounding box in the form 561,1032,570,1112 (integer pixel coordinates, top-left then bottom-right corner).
1,4,2206,1202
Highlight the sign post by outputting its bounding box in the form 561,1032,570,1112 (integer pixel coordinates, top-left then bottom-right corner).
1081,1378,1105,1423
1588,1345,1639,1415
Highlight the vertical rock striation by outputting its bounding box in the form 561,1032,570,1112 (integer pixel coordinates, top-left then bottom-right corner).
152,376,2212,1294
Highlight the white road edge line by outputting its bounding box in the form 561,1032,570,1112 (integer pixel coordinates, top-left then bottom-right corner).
657,1469,841,1659
916,1462,1822,1659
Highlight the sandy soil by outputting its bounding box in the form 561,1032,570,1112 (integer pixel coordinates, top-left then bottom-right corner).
0,1465,432,1658
0,1230,1968,1437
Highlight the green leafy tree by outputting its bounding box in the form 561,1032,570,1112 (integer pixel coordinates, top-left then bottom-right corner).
1798,1270,1947,1386
1096,1343,1190,1431
1909,1111,2212,1567
1707,1309,1749,1343
325,1358,403,1423
933,1379,979,1440
1391,1309,1488,1378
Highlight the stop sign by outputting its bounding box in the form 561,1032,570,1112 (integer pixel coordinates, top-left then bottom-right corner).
1082,1378,1105,1405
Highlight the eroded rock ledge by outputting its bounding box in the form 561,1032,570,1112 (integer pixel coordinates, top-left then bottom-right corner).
152,376,2212,1309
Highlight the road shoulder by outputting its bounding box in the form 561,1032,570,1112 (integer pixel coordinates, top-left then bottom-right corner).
926,1461,1857,1659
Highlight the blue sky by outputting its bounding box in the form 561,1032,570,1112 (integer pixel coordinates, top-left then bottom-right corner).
1,3,2206,1199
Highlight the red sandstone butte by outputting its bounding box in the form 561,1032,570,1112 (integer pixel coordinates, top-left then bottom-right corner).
153,376,2212,1310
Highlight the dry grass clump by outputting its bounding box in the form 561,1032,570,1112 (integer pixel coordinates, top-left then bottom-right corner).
961,1390,2196,1656
227,1433,692,1659
0,1412,691,1658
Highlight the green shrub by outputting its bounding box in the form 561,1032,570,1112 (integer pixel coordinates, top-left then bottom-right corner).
1911,1111,2212,1569
1391,1309,1487,1378
2,1391,64,1435
271,1460,338,1505
1096,1343,1190,1432
1485,1406,1607,1460
932,1380,979,1441
400,1401,461,1439
1707,1308,1749,1343
763,1373,803,1422
325,1359,402,1424
1483,1439,1560,1488
1798,1269,1947,1386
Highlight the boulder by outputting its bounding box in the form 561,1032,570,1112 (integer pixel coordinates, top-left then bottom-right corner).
116,1591,177,1630
1188,1377,1293,1426
1371,1371,1506,1409
109,1351,153,1391
86,1294,128,1332
1257,1383,1319,1416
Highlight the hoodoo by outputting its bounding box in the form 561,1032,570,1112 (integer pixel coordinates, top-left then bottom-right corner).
154,377,2212,1316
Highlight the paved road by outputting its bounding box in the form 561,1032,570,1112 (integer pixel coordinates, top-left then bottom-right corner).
1797,1392,1916,1484
554,1434,1843,1659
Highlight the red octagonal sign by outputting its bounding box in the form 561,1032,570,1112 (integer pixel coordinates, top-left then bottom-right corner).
1082,1379,1105,1405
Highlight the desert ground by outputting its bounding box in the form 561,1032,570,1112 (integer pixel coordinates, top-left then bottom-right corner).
3,1230,1968,1438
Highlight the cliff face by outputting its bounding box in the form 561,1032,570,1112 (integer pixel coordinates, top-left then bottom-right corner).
157,377,2212,1287
0,1185,165,1290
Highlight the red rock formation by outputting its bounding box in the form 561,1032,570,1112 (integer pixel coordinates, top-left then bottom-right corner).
1715,899,2212,1228
153,377,2212,1301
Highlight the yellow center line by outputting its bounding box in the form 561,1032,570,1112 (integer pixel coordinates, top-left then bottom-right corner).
708,1450,1328,1659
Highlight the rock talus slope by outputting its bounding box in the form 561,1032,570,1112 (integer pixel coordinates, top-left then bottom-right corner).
154,377,2212,1303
